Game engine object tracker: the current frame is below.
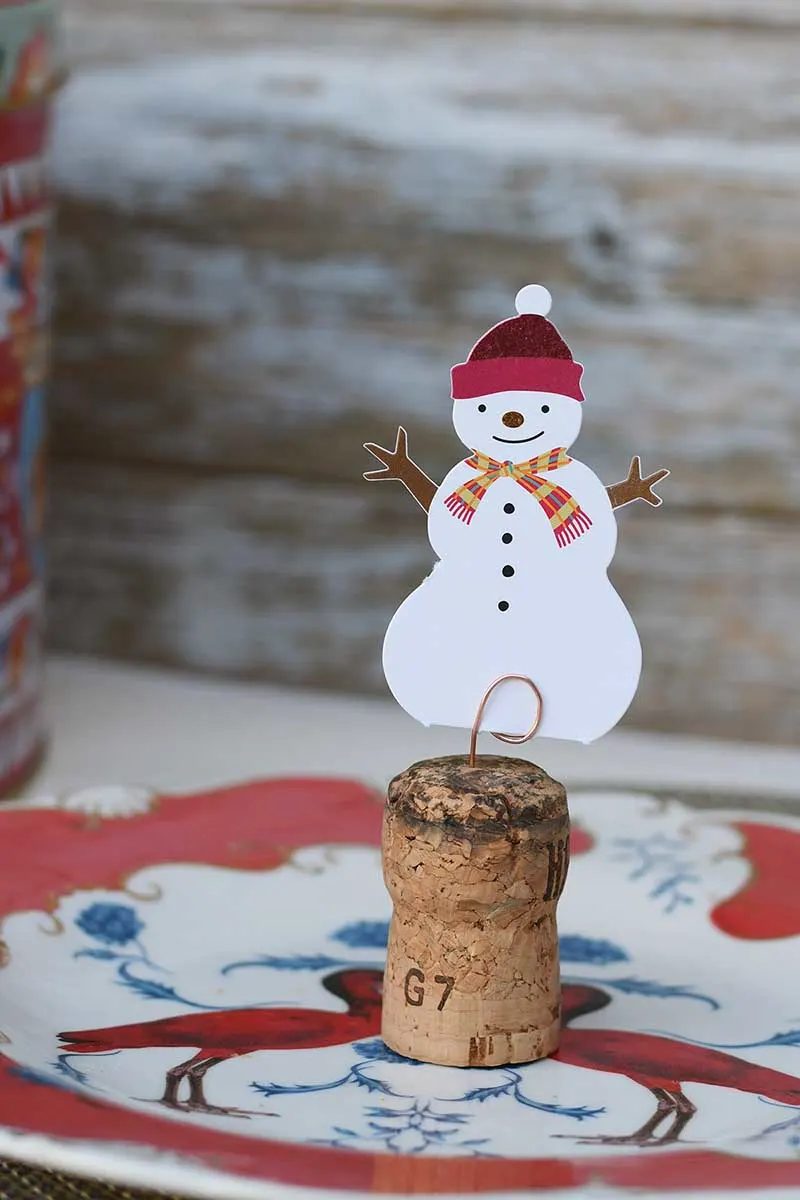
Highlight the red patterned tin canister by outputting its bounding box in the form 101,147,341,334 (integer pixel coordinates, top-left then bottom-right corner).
0,0,57,793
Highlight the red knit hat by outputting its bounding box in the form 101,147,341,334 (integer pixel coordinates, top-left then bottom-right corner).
451,285,584,403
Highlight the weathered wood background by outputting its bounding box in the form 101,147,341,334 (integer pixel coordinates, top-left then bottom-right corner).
48,0,800,743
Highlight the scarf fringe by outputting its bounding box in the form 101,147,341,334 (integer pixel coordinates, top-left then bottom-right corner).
444,494,476,524
554,508,593,547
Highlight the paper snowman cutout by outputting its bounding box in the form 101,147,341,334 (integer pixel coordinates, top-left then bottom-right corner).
364,285,668,743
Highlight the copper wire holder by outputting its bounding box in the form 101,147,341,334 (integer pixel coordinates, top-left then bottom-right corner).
468,674,543,767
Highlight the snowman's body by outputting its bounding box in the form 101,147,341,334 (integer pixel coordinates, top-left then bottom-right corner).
383,453,641,742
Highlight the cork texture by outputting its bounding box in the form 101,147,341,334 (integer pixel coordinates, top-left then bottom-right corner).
381,755,570,1067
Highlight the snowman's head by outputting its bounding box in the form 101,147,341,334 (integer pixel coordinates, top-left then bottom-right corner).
452,389,583,460
450,284,585,461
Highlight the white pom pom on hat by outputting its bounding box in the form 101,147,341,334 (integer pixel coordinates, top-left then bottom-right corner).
515,284,552,317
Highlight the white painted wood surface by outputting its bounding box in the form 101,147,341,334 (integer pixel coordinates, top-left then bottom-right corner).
48,0,800,743
52,9,800,498
31,656,800,799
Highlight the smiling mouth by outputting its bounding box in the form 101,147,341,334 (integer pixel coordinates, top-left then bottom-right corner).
492,430,545,444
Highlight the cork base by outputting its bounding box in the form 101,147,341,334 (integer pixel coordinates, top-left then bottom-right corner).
382,996,561,1068
381,755,570,1069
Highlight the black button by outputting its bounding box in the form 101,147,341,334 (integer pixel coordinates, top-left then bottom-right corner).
502,565,515,577
498,601,509,612
502,533,513,544
503,503,515,514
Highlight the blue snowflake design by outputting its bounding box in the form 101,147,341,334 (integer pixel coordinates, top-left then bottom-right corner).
750,1104,800,1149
726,1028,800,1050
455,1069,602,1120
252,1037,603,1153
612,834,699,915
647,1023,800,1051
53,1056,93,1088
310,1099,494,1156
571,975,720,1010
251,1041,409,1103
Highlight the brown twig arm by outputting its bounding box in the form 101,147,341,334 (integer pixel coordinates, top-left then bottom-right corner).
607,455,670,510
363,425,438,513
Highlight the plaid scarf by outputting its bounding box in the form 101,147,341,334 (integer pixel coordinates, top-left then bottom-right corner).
444,448,592,548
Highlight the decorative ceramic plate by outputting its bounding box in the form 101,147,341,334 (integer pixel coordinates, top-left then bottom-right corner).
1,777,800,1199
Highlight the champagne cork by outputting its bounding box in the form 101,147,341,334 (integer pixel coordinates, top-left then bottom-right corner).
381,754,570,1068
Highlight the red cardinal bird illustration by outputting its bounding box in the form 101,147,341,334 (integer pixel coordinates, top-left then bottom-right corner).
61,973,800,1139
556,984,800,1146
59,968,383,1116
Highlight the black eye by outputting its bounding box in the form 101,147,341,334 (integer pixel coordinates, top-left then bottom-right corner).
541,404,550,413
478,404,486,413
